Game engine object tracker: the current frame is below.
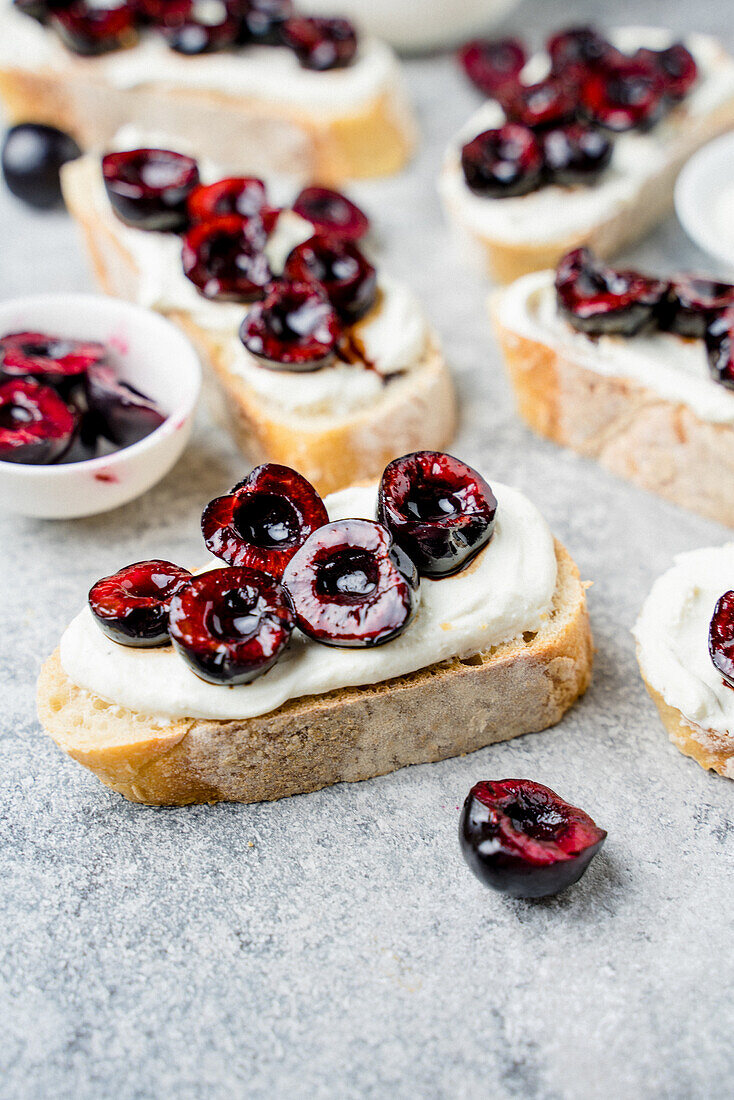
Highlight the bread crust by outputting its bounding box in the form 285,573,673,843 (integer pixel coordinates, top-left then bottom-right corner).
638,667,734,780
492,306,734,528
37,542,593,805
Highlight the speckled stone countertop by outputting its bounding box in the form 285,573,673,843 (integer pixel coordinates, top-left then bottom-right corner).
2,2,733,1097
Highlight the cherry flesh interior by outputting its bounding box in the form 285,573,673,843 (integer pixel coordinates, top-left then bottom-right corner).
659,276,734,339
283,234,377,322
705,308,734,391
85,362,166,447
0,378,76,464
154,0,239,54
458,37,527,97
581,57,665,132
187,176,268,223
292,186,369,242
88,559,193,646
281,16,357,71
461,123,543,199
102,148,200,232
709,591,734,687
635,43,697,101
182,214,271,301
0,331,107,392
541,123,612,186
555,247,668,336
51,0,138,56
239,279,342,371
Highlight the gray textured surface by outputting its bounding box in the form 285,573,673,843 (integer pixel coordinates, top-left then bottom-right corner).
2,2,734,1097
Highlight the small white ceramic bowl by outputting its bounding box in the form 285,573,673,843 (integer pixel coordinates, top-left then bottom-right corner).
675,132,734,273
0,293,201,519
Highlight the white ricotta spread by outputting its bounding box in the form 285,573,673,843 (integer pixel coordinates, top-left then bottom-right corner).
59,481,559,721
633,545,734,735
439,29,734,246
499,269,734,425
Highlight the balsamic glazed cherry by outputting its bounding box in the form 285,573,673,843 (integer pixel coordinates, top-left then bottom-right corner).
555,247,668,336
0,331,107,392
154,0,239,54
281,16,357,71
541,122,612,186
85,362,166,446
705,308,734,391
283,234,377,323
239,279,341,371
502,76,577,131
459,780,607,899
202,462,328,578
292,186,369,243
1,123,82,209
102,148,200,232
0,378,76,464
709,591,734,687
239,0,292,45
168,567,295,684
659,276,734,339
282,518,419,648
51,0,138,55
378,451,497,578
581,57,665,132
187,176,268,223
89,560,193,646
547,26,615,78
635,43,698,101
461,124,543,198
457,37,527,97
182,214,271,301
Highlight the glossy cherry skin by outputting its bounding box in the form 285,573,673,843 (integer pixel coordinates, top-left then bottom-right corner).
238,0,292,45
457,37,526,97
582,57,665,132
709,591,734,687
635,43,697,101
283,234,377,323
705,309,734,391
658,276,734,339
0,331,107,397
168,567,295,684
1,123,81,209
89,560,193,647
283,518,419,648
502,76,577,131
51,0,138,55
541,123,612,186
0,378,76,464
555,248,668,336
102,148,200,232
202,462,328,578
239,279,341,371
187,176,268,223
281,16,357,71
459,780,607,899
292,186,369,243
547,26,615,79
85,362,166,447
182,214,271,301
461,124,543,199
378,451,497,578
154,0,239,54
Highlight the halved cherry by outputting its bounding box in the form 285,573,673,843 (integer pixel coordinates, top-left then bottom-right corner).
541,122,612,185
238,0,292,45
182,214,271,301
239,279,341,371
709,591,734,687
502,76,578,130
635,43,697,102
102,148,200,232
283,234,377,322
459,779,607,898
281,16,357,71
378,451,497,578
457,37,526,97
51,0,138,55
168,567,295,684
202,462,328,578
581,57,665,132
461,124,543,198
0,378,76,464
555,247,668,336
0,331,107,393
283,518,419,648
705,308,734,391
187,176,268,223
89,560,193,646
659,276,734,338
85,362,166,447
153,0,239,54
292,186,369,242
547,26,616,79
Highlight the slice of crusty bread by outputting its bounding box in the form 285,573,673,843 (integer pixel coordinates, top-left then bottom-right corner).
37,540,593,806
61,155,458,495
491,296,734,529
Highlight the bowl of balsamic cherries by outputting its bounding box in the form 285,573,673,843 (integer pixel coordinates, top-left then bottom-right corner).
0,293,201,518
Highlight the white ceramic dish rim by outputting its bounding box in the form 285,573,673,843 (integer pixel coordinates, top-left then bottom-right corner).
674,131,734,272
0,292,201,476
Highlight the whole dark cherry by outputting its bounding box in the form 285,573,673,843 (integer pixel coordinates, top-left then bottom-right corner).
238,0,292,45
283,234,377,323
292,186,369,243
635,43,698,102
182,214,271,301
282,518,419,648
281,16,357,71
502,76,578,131
377,451,497,578
582,57,665,132
555,247,668,337
168,567,295,684
659,276,734,339
541,122,612,186
459,779,607,899
85,362,166,447
154,0,239,54
709,591,734,687
705,308,734,391
0,378,76,464
187,176,268,223
457,37,527,97
547,26,616,79
239,280,341,371
202,462,328,578
0,331,107,395
461,124,543,199
89,560,193,647
1,123,81,209
102,148,200,232
51,0,138,55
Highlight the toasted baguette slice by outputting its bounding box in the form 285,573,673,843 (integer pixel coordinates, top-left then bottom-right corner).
37,541,592,806
491,273,734,528
638,671,734,780
439,30,734,284
62,156,457,495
